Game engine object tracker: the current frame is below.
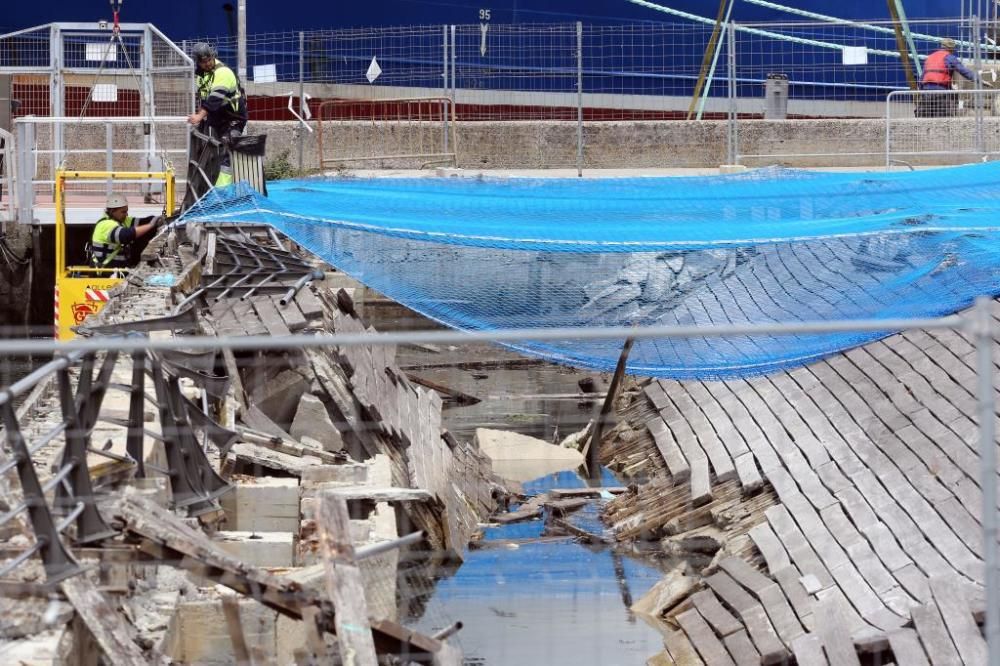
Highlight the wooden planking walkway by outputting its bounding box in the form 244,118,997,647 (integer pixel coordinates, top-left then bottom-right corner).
627,299,1000,664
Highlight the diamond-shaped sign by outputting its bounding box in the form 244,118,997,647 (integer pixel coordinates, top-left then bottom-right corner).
366,57,382,83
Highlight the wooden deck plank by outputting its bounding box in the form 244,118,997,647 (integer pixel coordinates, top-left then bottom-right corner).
745,376,831,469
772,566,814,630
791,634,827,666
929,576,988,666
645,417,690,481
272,295,309,331
675,609,736,666
765,505,834,590
666,386,736,482
748,523,791,574
663,628,705,666
251,296,292,337
688,455,712,507
717,556,804,644
685,381,750,458
814,595,862,666
293,286,325,320
892,564,932,605
910,602,962,666
642,381,671,411
660,410,712,505
733,452,763,494
887,629,930,666
705,572,788,664
62,576,164,666
702,381,782,473
722,630,760,666
691,590,743,638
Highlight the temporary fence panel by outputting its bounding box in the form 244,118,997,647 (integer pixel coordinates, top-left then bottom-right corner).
316,97,455,169
580,23,732,168
448,23,580,168
730,18,985,165
886,88,1000,166
177,17,1000,171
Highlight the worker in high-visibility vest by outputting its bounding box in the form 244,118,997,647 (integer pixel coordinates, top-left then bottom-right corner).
917,38,981,117
186,42,249,187
88,194,163,269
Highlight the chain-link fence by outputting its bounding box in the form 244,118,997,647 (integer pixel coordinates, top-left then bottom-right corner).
180,17,1000,172
2,16,989,179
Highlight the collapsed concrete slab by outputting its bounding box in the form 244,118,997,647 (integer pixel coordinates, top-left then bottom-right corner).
476,427,585,482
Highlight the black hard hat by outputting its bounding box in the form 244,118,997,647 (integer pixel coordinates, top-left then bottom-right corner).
192,42,216,60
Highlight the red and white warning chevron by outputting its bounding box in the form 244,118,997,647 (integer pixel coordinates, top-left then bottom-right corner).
53,284,60,338
85,288,110,302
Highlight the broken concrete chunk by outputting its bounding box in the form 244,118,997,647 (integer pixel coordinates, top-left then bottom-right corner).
212,531,295,568
289,394,344,452
630,569,696,619
219,477,299,533
251,369,312,429
475,428,585,483
300,463,368,486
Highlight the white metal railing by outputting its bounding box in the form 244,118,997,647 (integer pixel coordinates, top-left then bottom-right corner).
14,116,190,225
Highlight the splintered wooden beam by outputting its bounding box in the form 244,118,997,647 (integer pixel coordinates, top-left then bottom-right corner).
315,493,379,666
588,336,635,477
62,575,168,666
115,495,444,662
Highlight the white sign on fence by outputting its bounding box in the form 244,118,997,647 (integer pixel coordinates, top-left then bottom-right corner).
91,84,118,102
85,42,116,62
842,46,868,66
253,64,277,83
366,57,382,83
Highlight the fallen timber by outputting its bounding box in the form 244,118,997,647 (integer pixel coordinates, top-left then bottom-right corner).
0,223,509,664
603,306,1000,664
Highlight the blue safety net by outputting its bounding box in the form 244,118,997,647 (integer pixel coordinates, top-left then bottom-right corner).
179,163,1000,378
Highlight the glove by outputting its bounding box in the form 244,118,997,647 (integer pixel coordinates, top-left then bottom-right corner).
153,215,166,229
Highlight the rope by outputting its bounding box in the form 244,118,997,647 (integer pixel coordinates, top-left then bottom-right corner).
0,233,30,274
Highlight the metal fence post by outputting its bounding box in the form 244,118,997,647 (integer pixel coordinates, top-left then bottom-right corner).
14,122,34,224
974,296,1000,666
237,0,247,82
443,25,449,152
298,31,305,172
450,26,456,107
726,21,740,164
974,15,985,155
577,21,584,178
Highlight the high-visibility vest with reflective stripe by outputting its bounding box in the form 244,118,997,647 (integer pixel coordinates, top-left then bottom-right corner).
89,215,135,267
196,61,247,122
922,50,953,87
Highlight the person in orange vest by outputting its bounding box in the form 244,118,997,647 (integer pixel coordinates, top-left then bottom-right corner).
917,38,979,117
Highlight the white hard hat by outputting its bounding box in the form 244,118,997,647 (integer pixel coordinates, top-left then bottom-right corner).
106,193,129,209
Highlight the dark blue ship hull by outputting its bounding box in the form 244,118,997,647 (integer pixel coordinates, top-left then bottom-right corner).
1,2,969,39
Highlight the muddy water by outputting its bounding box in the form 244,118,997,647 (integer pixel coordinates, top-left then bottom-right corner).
369,305,665,664
405,470,664,665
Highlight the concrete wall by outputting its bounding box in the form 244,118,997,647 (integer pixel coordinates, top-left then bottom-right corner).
253,117,996,172
16,116,992,180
